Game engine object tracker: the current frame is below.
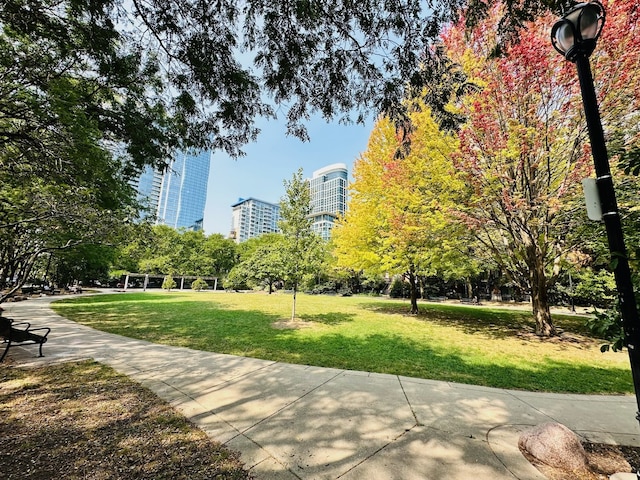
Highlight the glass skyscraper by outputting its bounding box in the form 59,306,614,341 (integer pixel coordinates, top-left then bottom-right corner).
134,166,163,220
134,150,211,230
308,163,348,241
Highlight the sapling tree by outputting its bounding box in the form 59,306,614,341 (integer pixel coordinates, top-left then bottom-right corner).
279,169,321,320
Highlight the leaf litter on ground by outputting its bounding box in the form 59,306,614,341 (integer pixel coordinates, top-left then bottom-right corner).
0,360,252,480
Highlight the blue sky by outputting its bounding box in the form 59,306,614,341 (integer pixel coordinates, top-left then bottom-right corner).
203,115,375,235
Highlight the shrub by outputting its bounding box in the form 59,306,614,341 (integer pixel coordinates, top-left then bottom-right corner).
586,303,625,352
361,274,387,295
310,281,338,295
223,267,250,290
389,278,406,298
191,278,208,291
572,269,617,308
162,274,177,291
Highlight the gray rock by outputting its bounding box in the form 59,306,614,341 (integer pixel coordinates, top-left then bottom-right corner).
518,422,588,472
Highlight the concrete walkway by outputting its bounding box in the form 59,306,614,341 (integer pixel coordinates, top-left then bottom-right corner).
2,295,640,480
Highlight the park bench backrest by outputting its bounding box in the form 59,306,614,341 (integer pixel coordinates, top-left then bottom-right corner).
0,316,11,338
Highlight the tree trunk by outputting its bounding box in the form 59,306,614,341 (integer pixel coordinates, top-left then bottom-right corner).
529,249,556,336
408,272,419,315
291,282,297,321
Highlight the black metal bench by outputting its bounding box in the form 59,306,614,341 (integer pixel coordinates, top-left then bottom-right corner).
428,296,447,302
460,297,480,305
0,316,51,362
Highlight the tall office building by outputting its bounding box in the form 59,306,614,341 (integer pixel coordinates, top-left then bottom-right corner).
134,150,211,230
308,163,348,241
230,198,281,243
134,166,163,220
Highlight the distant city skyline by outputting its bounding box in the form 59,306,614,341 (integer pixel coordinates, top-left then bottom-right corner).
203,115,374,236
227,163,348,243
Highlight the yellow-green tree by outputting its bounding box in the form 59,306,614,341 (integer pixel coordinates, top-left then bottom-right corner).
332,119,392,275
333,106,475,313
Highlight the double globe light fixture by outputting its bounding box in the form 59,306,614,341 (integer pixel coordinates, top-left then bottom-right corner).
551,1,605,61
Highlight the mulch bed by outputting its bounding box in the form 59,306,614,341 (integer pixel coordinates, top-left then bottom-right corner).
524,442,640,479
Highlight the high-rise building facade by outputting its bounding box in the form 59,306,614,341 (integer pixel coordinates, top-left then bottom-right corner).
308,163,348,241
134,150,211,230
134,166,164,220
230,198,281,243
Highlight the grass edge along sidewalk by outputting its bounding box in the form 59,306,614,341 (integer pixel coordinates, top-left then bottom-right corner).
52,291,634,395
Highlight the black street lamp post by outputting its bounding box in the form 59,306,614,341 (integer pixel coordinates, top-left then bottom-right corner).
551,1,640,425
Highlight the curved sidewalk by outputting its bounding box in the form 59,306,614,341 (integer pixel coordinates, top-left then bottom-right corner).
2,295,639,480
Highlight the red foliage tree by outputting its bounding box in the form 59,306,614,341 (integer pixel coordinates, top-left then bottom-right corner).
444,0,640,335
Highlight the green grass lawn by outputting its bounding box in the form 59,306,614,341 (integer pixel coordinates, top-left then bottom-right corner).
52,291,633,394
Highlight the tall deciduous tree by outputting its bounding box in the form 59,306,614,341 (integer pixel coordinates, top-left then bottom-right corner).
202,234,239,278
226,234,287,293
1,0,572,169
0,1,164,300
0,162,136,301
332,121,390,277
334,106,474,314
445,6,587,336
594,0,640,177
444,0,640,335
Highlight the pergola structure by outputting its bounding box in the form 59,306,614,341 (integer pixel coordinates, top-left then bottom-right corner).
120,273,219,291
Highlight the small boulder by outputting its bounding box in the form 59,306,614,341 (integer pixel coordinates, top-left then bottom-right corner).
610,473,639,480
519,422,589,472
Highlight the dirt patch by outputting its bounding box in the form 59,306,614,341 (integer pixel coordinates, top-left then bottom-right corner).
524,442,640,479
515,330,601,349
0,360,252,480
271,319,316,330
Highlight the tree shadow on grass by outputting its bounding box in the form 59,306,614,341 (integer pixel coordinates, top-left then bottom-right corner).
134,317,629,393
298,312,356,325
360,301,534,338
54,292,201,307
359,300,594,343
